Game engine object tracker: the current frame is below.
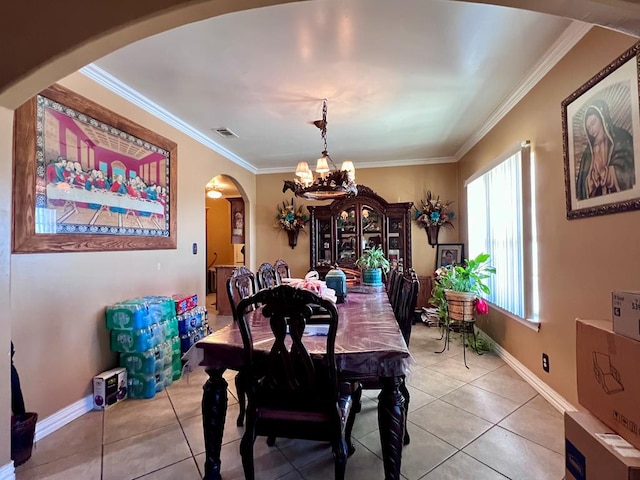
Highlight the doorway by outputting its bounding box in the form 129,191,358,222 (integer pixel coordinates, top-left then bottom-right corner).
204,175,244,313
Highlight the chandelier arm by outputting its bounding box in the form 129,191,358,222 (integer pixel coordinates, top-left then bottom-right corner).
325,152,339,172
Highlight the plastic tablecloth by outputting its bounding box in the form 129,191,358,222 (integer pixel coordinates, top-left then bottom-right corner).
194,286,414,378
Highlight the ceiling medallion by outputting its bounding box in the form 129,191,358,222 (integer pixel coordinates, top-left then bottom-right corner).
283,99,357,201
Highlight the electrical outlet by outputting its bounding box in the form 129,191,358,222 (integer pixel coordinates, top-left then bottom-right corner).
192,242,198,254
542,353,550,373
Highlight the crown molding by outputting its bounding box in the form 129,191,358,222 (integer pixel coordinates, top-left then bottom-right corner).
80,64,258,174
455,21,593,161
82,20,592,173
256,156,457,175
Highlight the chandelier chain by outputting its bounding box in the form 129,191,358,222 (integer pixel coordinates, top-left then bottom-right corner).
321,99,328,154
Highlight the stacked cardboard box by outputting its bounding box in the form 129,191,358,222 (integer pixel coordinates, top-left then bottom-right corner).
565,411,640,480
569,290,640,478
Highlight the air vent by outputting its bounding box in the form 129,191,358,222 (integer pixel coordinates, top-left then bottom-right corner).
212,127,238,139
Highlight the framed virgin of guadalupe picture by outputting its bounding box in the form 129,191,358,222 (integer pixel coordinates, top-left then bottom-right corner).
562,41,640,219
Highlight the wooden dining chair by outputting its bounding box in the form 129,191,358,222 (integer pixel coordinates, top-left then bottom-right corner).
236,285,360,480
273,258,291,284
387,267,404,316
256,262,278,290
396,269,420,347
226,265,257,426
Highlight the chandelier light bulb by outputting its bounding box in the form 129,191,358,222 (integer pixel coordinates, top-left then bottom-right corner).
207,189,222,199
315,156,330,174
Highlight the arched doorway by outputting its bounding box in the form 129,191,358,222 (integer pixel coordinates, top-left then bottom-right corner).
204,174,245,314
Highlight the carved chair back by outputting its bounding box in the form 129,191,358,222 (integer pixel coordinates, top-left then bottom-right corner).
256,262,278,290
396,269,420,347
226,265,256,322
235,285,355,480
273,259,291,284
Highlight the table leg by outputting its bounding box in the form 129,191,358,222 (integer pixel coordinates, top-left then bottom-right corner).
378,376,405,480
202,367,228,480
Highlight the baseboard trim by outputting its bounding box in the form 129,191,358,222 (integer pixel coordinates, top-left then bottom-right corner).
35,394,94,442
477,329,577,414
0,461,15,480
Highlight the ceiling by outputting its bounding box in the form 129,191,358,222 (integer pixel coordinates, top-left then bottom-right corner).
91,0,579,180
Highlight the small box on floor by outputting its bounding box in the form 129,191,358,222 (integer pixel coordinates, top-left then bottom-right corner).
612,291,640,342
93,367,127,410
565,410,640,480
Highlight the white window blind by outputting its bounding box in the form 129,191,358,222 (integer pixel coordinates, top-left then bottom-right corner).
467,144,536,321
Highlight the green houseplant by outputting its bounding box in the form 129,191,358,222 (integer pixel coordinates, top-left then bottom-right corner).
430,253,495,352
355,246,390,286
430,252,495,321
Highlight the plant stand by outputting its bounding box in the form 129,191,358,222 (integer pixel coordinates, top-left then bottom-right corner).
436,291,483,369
435,318,483,368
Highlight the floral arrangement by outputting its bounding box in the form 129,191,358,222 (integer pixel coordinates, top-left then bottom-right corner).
413,190,455,228
275,198,310,231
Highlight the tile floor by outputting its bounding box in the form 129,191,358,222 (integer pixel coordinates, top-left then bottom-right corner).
15,300,566,480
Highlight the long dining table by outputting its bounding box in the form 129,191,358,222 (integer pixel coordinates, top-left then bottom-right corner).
194,285,414,480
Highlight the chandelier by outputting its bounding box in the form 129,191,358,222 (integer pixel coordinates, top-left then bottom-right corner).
283,99,357,200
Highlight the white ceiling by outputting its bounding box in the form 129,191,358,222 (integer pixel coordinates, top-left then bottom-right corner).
92,0,577,176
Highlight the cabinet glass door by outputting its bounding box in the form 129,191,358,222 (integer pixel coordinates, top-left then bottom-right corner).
361,205,382,250
317,218,333,267
387,216,404,268
336,207,357,265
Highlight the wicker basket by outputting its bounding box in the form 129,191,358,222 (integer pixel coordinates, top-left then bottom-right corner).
444,290,475,321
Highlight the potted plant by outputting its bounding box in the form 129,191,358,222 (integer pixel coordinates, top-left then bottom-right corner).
430,252,495,322
355,246,390,286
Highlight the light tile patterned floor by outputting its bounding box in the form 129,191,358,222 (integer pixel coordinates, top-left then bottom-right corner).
16,309,565,480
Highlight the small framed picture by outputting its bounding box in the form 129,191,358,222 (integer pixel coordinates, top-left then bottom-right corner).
435,243,464,270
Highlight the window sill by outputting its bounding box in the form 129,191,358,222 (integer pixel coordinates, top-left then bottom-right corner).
488,303,540,332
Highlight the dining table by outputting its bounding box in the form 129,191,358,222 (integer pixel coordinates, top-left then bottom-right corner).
194,285,414,480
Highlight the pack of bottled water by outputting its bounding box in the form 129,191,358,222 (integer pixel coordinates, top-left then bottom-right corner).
105,294,211,400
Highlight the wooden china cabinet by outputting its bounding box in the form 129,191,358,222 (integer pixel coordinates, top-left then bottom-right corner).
308,186,413,278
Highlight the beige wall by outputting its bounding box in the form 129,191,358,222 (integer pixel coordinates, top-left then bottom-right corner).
457,27,639,406
8,72,256,420
255,163,460,278
0,107,13,466
206,198,235,266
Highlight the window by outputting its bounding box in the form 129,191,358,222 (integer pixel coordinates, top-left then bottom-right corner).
466,142,539,325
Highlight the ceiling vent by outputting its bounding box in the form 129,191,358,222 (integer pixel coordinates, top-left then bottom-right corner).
212,127,238,139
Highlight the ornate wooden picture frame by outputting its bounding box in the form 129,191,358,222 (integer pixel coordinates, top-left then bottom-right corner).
562,42,640,219
12,84,177,253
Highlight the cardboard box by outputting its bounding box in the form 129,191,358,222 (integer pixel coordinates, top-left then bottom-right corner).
577,319,640,450
172,293,198,315
565,411,640,480
612,291,640,342
93,367,127,410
